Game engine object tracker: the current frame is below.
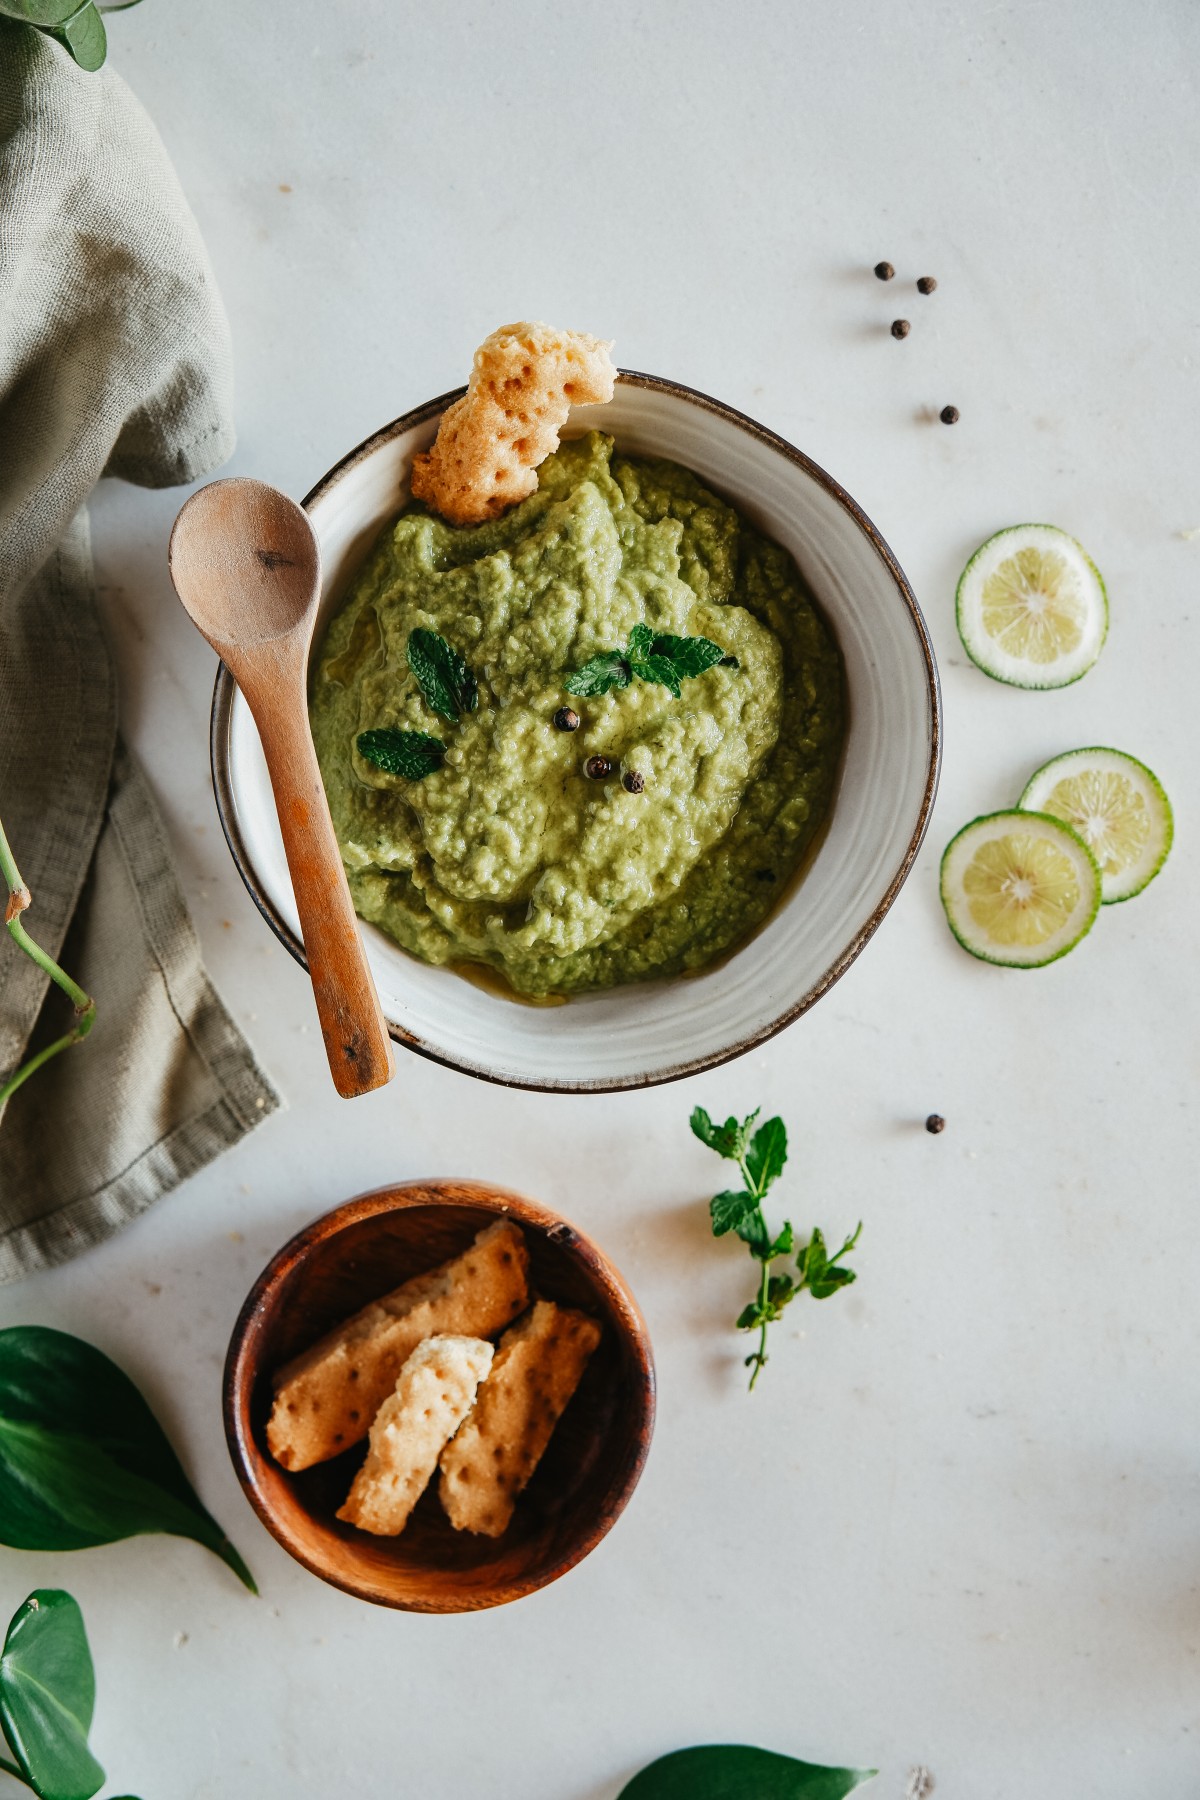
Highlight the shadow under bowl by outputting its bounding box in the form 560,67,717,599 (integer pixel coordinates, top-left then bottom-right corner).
223,1180,655,1611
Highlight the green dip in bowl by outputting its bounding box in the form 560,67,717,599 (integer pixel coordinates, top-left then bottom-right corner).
309,431,844,1000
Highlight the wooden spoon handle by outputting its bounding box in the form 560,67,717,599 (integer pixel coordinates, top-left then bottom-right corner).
244,667,394,1098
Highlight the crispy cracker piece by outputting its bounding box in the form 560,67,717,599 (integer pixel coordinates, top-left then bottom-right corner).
438,1298,601,1537
337,1335,494,1536
266,1220,528,1471
410,321,616,525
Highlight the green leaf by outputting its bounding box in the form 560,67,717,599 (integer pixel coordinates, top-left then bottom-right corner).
766,1221,795,1259
0,1327,255,1592
648,633,727,680
689,1107,743,1160
735,1210,773,1257
0,1591,104,1800
735,1299,766,1331
765,1273,797,1318
618,1745,876,1800
709,1190,756,1238
629,654,683,699
356,728,446,780
809,1265,857,1300
745,1116,788,1194
406,628,478,721
564,651,631,697
0,0,81,24
49,1,104,66
627,624,655,659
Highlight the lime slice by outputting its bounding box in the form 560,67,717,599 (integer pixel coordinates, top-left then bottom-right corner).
940,811,1101,967
956,524,1108,688
1019,747,1172,903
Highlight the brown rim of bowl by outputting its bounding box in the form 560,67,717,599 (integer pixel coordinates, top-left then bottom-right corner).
210,369,942,1093
221,1181,657,1610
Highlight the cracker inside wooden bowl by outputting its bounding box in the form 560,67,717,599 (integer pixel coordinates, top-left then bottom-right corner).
223,1180,655,1612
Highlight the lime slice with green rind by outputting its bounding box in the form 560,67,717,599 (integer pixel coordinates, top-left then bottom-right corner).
1019,747,1172,903
940,810,1101,967
956,524,1108,688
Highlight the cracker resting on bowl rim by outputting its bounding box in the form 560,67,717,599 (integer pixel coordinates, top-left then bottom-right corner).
410,321,616,524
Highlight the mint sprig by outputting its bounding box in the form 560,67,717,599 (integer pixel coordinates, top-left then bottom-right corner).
356,728,446,780
406,628,478,721
565,626,727,701
691,1104,862,1389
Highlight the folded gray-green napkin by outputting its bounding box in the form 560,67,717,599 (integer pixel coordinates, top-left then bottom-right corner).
0,23,281,1282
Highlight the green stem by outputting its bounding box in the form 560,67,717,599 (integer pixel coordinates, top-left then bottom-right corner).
737,1152,772,1391
0,1752,31,1787
748,1230,770,1390
0,812,96,1110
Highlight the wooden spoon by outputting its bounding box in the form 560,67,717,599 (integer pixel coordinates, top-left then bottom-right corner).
169,477,394,1098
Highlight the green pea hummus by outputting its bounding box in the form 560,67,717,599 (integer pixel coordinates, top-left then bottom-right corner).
310,432,845,998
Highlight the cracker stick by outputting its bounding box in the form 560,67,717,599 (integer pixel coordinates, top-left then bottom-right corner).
439,1299,601,1536
337,1335,494,1537
266,1219,528,1471
410,321,616,525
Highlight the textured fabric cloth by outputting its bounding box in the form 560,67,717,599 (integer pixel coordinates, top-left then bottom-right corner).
0,24,281,1279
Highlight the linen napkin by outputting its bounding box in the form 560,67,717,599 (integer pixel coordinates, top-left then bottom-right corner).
0,23,280,1282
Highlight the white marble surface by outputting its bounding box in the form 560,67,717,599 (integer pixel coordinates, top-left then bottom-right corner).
3,3,1197,1795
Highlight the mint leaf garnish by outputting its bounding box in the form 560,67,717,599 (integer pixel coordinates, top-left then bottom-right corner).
565,628,730,702
646,632,727,680
406,628,478,721
692,1102,861,1388
356,728,446,780
564,651,632,697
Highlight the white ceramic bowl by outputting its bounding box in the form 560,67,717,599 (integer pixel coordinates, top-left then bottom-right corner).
211,373,940,1092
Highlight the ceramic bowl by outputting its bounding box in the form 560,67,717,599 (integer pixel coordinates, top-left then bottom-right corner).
211,373,940,1090
223,1180,655,1612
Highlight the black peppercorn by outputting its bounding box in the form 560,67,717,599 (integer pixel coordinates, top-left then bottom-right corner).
916,276,938,295
621,770,645,794
553,706,580,732
939,405,960,425
890,318,911,340
874,261,895,281
584,755,613,780
925,1113,946,1134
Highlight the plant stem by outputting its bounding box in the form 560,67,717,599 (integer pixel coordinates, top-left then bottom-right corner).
748,1232,770,1389
736,1151,773,1390
0,812,96,1110
0,1751,31,1787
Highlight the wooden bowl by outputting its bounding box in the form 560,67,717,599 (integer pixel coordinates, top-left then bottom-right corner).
223,1180,655,1611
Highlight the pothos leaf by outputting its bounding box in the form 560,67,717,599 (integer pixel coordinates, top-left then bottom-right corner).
49,1,105,67
356,728,446,780
406,627,478,721
0,1590,104,1800
617,1744,877,1798
0,1327,255,1592
0,0,81,23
